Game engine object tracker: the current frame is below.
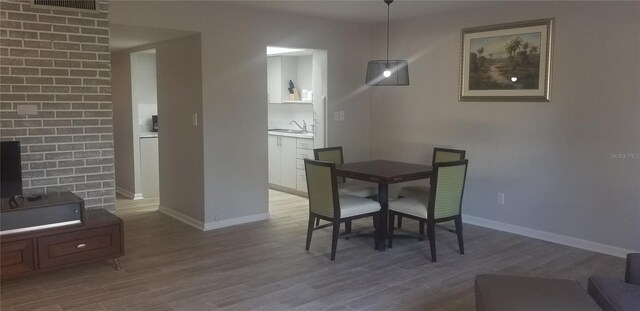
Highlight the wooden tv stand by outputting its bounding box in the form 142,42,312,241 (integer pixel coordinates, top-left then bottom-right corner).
1,207,123,279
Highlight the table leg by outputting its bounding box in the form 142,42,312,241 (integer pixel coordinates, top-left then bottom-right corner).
377,183,388,251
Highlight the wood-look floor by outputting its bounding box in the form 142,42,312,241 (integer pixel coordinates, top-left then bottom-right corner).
1,190,625,311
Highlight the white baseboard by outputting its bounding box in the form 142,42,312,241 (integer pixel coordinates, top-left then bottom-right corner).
158,205,270,232
202,213,270,231
116,187,144,200
158,205,204,231
462,214,636,259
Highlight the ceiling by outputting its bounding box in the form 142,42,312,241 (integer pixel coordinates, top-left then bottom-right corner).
110,1,502,51
224,0,501,24
110,24,195,52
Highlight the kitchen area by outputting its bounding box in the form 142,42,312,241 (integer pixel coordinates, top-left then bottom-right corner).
114,48,160,201
267,46,327,196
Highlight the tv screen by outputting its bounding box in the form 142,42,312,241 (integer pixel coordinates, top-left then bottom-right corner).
1,141,23,199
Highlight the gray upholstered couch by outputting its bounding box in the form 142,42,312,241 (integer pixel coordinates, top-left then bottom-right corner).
475,253,640,311
588,253,640,311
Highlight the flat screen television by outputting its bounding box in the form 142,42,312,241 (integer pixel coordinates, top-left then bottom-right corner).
1,141,23,199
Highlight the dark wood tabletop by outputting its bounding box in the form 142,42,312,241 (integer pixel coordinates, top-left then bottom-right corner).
335,160,433,250
335,160,432,184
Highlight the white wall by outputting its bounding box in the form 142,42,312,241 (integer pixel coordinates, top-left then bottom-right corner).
112,35,203,221
111,2,371,226
268,104,313,130
154,35,204,222
112,51,136,196
131,51,158,133
369,2,640,252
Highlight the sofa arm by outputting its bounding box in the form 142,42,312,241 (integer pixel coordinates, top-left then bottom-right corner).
626,253,640,285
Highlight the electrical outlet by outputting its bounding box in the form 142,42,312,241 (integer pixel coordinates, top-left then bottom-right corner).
339,111,345,121
334,111,340,121
497,192,505,205
192,113,198,126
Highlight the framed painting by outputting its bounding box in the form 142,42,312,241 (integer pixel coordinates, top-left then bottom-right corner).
459,18,554,102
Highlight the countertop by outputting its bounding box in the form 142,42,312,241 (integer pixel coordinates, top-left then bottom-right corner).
140,132,158,138
268,130,313,139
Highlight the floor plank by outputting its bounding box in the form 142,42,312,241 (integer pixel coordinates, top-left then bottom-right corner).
1,190,625,310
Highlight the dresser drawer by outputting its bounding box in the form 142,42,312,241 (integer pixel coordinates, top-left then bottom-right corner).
0,239,35,277
37,225,122,269
296,149,312,160
296,170,308,193
297,159,306,170
296,139,313,150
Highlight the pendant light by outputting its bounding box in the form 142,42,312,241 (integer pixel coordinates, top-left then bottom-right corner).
366,0,409,86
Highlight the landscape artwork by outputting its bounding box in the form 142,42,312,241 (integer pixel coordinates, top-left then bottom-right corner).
460,19,553,102
469,32,541,90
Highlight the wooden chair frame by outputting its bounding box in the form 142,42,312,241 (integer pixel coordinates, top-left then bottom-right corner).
397,147,466,230
304,159,380,260
389,159,469,262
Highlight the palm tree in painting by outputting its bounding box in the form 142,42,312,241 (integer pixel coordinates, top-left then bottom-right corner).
504,36,523,57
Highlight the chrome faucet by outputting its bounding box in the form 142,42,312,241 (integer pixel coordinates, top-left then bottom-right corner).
290,120,307,133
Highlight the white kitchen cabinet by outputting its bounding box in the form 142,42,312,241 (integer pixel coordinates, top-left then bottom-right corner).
295,137,313,192
268,135,297,189
139,137,159,198
267,57,281,104
267,56,299,104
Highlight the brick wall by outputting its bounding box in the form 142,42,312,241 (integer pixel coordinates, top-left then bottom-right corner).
0,0,115,211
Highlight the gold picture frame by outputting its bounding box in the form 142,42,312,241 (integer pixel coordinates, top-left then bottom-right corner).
459,18,554,102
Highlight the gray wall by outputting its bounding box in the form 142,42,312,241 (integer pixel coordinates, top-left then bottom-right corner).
154,34,204,222
112,34,204,221
1,0,115,210
110,2,371,225
111,50,135,196
369,2,640,251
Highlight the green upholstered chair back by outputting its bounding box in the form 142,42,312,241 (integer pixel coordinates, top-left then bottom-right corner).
314,147,345,182
433,147,466,165
429,159,468,219
314,147,344,164
304,159,339,219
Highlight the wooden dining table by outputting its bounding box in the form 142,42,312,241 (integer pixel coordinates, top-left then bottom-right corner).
335,160,433,250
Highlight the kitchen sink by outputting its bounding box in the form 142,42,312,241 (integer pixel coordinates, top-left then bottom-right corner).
268,129,308,134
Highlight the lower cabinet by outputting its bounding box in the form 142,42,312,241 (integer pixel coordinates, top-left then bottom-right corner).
268,135,313,194
0,209,123,279
268,135,297,189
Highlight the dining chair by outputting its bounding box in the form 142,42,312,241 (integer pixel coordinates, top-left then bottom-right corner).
388,159,469,262
304,159,381,260
313,146,378,230
396,147,466,229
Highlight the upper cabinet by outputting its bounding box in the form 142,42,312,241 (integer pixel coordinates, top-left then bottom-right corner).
267,55,312,104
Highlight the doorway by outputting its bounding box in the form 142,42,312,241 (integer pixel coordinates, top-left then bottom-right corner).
266,46,328,205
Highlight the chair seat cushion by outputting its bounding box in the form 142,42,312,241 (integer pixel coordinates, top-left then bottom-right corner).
398,185,430,198
339,195,380,218
338,181,377,197
588,276,640,311
389,196,429,219
475,274,601,311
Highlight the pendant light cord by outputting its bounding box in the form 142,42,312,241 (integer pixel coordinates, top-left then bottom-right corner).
386,1,390,63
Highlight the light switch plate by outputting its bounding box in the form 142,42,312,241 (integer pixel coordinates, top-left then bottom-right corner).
339,111,345,121
192,113,198,126
334,111,340,121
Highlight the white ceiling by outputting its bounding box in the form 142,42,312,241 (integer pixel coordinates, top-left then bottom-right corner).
110,1,502,51
224,0,501,24
110,24,195,52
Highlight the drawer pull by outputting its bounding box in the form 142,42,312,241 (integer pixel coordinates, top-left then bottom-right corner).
76,243,87,249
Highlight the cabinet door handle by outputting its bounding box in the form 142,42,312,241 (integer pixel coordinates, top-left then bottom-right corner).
76,243,87,249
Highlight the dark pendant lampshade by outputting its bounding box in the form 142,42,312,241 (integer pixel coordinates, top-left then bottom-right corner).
366,0,409,86
366,60,409,86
